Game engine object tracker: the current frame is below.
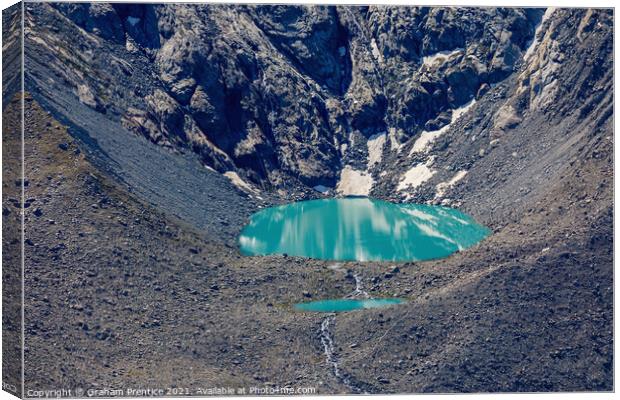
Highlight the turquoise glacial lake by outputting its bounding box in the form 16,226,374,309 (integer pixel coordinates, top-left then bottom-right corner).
294,298,405,313
238,198,490,262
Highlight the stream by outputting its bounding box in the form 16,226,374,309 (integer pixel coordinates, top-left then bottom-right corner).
319,315,361,392
347,271,370,299
317,271,371,393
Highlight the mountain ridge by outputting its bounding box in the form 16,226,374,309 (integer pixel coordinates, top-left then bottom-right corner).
25,4,548,193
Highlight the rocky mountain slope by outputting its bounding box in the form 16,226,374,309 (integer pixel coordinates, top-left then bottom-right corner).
2,4,24,397
3,3,614,395
25,4,544,193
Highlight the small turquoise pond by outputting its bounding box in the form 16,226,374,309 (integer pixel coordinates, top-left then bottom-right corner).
294,298,405,313
239,198,490,262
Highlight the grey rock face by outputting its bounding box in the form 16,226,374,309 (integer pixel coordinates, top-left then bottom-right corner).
250,5,351,95
366,7,542,133
28,4,544,190
372,8,613,211
2,3,22,107
54,3,125,43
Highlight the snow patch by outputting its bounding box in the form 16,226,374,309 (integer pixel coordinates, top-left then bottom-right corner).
451,99,478,121
336,166,373,196
370,38,384,63
224,171,258,194
397,157,436,193
422,49,463,68
409,99,476,156
366,132,386,168
335,132,386,196
435,170,468,199
410,129,445,155
127,16,141,26
388,127,403,152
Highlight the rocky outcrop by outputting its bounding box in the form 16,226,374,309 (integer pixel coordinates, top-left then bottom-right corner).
372,8,613,213
367,7,543,135
2,3,22,107
249,6,351,95
26,4,545,190
53,3,125,43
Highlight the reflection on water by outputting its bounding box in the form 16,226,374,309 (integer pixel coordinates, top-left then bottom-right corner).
239,198,490,262
294,298,405,313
